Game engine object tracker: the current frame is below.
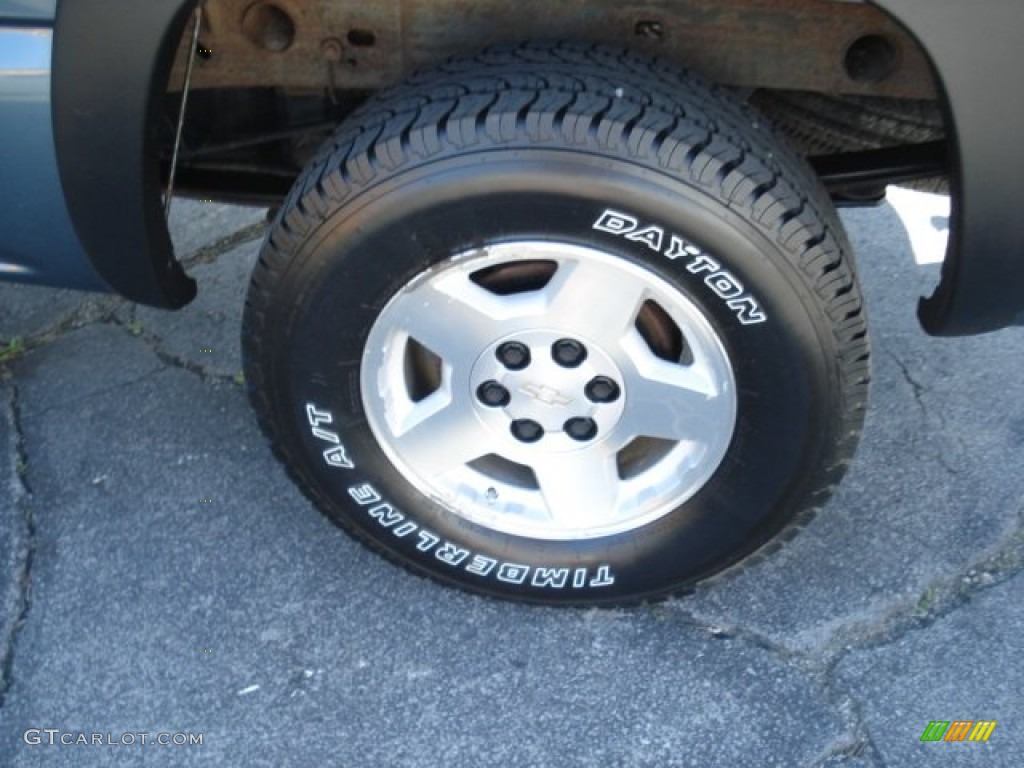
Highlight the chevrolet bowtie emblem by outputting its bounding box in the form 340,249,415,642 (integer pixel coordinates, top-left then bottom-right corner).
519,383,573,407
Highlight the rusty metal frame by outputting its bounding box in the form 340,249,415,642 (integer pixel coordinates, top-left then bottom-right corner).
170,0,937,100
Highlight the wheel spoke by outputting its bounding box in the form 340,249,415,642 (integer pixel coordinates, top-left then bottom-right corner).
529,447,622,528
389,390,489,477
541,258,649,348
393,271,524,367
621,335,729,445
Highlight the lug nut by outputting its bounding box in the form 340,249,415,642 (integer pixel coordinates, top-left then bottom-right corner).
496,341,531,370
510,419,544,443
552,338,587,368
585,376,621,403
476,380,510,408
564,417,598,441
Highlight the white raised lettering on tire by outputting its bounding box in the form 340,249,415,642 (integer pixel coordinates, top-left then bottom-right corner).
593,208,767,325
306,402,355,469
345,483,616,590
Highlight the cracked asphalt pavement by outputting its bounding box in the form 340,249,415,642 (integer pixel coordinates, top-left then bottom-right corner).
0,192,1021,766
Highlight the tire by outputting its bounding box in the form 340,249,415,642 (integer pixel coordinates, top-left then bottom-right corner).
242,42,870,605
750,89,948,194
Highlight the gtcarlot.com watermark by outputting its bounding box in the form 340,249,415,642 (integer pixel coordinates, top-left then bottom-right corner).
24,729,203,747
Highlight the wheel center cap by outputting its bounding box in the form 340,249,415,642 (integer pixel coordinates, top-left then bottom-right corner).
519,382,574,407
470,329,626,452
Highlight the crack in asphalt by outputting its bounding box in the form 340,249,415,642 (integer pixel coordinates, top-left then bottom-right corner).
0,217,264,368
655,605,879,766
0,372,34,708
646,604,799,673
806,507,1024,765
821,505,1024,659
662,608,882,766
111,316,241,387
814,674,885,768
885,347,926,410
179,220,267,270
0,295,124,363
677,505,1023,766
672,608,799,661
884,346,964,476
0,222,252,705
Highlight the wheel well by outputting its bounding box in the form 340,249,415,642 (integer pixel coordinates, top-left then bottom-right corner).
161,0,948,205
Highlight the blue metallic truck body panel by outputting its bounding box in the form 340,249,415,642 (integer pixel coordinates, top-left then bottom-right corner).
0,1,55,21
0,26,105,290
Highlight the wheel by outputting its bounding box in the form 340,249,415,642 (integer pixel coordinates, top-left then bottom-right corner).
242,43,869,605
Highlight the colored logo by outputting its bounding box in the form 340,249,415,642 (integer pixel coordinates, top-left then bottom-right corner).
920,721,997,742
